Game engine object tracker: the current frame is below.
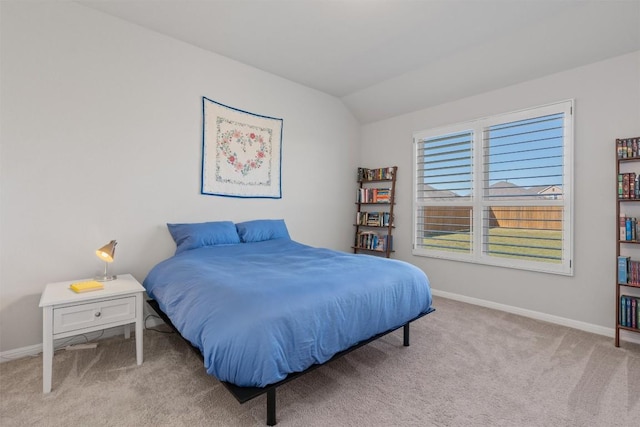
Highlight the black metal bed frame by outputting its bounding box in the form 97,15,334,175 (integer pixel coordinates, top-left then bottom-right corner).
147,299,434,426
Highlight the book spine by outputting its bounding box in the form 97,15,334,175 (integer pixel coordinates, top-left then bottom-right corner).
625,139,630,158
619,256,629,284
621,296,627,327
619,174,624,199
618,139,623,158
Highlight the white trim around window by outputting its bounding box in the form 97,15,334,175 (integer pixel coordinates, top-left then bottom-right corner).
412,100,574,276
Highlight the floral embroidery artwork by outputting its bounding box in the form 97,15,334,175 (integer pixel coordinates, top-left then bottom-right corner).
217,119,271,177
202,97,282,198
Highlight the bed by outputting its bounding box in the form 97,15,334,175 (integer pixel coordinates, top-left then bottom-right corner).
143,219,433,425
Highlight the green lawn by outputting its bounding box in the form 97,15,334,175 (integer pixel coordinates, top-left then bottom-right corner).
422,227,562,263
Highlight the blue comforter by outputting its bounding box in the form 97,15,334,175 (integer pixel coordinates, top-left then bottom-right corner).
143,239,432,387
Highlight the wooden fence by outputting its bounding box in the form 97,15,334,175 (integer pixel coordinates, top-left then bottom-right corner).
422,207,472,233
422,206,562,233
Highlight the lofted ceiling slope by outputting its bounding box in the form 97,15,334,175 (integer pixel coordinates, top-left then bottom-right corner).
78,0,640,123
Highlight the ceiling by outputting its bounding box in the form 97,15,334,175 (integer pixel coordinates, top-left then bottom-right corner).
78,0,640,123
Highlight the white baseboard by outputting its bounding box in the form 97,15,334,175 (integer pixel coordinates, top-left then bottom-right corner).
431,289,640,346
4,292,637,363
0,315,166,364
0,326,125,363
0,343,43,363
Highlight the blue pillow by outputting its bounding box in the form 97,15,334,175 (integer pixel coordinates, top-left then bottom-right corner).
235,219,290,243
167,221,241,254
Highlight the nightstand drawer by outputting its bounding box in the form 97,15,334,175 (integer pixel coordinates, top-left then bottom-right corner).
53,296,136,334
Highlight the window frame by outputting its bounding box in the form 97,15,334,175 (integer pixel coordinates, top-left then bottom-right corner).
412,100,574,276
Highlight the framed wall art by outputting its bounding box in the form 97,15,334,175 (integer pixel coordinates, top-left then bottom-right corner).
201,97,283,198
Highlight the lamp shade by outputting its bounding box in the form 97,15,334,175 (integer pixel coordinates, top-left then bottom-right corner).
96,240,117,263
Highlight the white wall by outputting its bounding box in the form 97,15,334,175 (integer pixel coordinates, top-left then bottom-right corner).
361,50,640,331
0,2,360,352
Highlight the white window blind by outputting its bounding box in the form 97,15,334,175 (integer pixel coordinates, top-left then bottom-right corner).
413,101,573,275
416,131,473,254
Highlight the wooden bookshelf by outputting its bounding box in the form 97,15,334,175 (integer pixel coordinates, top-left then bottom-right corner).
353,166,397,258
616,136,640,346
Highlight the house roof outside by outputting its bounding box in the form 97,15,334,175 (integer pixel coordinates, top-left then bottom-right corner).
423,181,563,200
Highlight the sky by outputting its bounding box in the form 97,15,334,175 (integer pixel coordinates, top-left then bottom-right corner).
420,112,564,198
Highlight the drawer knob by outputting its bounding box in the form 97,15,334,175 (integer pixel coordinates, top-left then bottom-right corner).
95,312,101,317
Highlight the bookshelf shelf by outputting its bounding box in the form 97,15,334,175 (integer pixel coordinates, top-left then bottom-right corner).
616,136,640,346
619,157,640,163
355,202,394,205
354,166,397,258
619,325,640,333
351,246,396,254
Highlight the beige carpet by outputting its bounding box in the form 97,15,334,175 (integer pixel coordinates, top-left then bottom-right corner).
1,296,640,426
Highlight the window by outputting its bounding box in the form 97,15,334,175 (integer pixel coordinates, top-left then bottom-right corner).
413,100,573,275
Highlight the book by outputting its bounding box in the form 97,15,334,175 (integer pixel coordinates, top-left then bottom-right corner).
618,139,623,158
619,295,640,329
356,231,392,251
69,280,104,293
618,256,629,284
617,137,640,159
357,167,395,181
357,188,392,203
618,174,624,199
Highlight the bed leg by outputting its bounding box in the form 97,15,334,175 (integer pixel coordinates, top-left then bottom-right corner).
266,388,277,426
403,323,410,347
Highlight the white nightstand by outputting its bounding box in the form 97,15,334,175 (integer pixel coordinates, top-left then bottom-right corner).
39,273,144,393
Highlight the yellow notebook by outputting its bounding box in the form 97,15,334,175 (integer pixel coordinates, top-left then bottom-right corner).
69,280,104,293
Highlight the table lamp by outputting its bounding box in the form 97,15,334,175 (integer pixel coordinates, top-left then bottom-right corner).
95,240,117,281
